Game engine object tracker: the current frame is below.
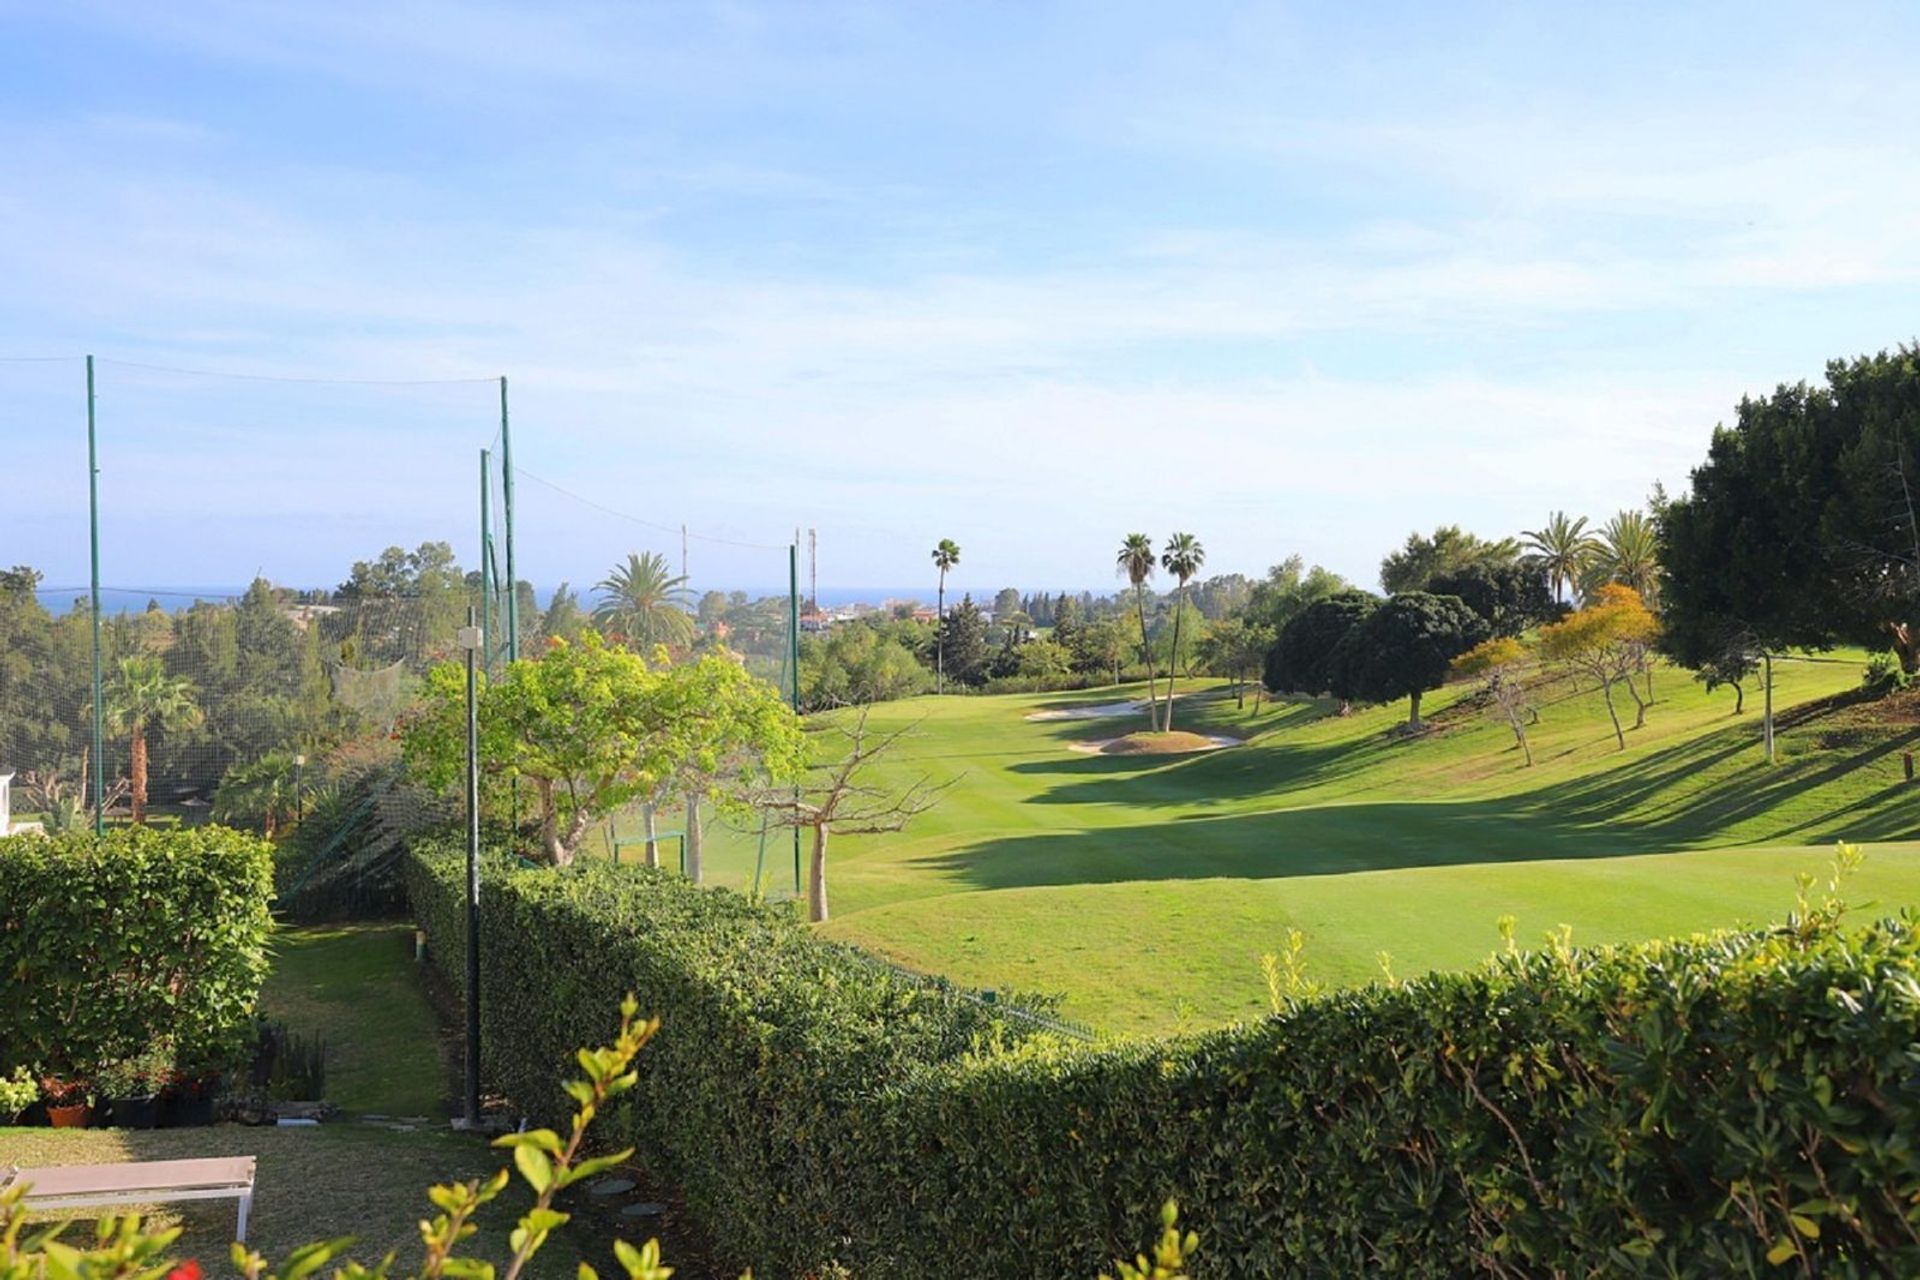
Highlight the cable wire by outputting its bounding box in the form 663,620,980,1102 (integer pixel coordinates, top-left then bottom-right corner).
510,465,789,551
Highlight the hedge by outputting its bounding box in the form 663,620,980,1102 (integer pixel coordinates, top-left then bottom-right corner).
409,841,1920,1277
1,825,275,1076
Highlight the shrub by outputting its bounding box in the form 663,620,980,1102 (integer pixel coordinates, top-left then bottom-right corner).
410,841,1920,1278
0,994,1195,1280
1863,650,1911,696
0,825,274,1080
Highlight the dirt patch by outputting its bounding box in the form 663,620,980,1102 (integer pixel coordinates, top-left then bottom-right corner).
1070,730,1242,755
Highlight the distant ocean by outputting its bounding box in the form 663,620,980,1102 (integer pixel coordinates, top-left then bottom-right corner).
30,584,1052,615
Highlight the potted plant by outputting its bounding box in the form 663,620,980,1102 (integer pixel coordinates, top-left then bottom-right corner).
0,1067,37,1123
162,1069,219,1127
40,1074,91,1128
99,1052,165,1129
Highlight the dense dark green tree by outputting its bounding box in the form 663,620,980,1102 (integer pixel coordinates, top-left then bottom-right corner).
1265,591,1378,704
1328,592,1486,729
1663,347,1920,671
1427,562,1562,638
991,587,1022,621
936,595,989,687
1379,526,1520,595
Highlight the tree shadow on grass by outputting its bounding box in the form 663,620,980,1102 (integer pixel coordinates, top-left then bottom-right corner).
917,720,1920,893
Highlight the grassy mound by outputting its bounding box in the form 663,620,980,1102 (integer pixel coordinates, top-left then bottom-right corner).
1099,730,1232,754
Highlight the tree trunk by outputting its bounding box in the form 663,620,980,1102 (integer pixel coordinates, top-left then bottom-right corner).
1891,622,1919,675
1164,589,1185,732
534,777,569,866
642,799,659,868
1600,678,1625,749
1406,688,1422,731
936,575,946,694
130,728,148,824
1509,711,1533,766
1644,663,1655,704
556,809,591,868
1733,680,1745,714
808,824,829,923
1134,585,1159,731
685,794,703,883
1623,672,1650,729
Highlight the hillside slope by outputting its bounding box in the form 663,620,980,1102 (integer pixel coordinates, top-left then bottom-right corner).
700,655,1920,1034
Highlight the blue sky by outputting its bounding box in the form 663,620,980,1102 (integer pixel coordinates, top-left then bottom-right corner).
4,2,1919,600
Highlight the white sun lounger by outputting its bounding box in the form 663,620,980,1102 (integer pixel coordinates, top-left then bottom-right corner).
2,1156,256,1240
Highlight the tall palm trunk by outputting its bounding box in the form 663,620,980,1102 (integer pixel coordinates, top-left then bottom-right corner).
1163,587,1186,731
1134,584,1159,730
129,727,149,824
684,794,703,883
809,825,830,922
936,574,946,694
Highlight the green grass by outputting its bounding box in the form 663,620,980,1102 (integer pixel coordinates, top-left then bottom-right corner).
260,923,445,1117
688,658,1920,1036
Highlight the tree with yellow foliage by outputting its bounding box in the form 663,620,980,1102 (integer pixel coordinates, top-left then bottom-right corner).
1538,584,1658,750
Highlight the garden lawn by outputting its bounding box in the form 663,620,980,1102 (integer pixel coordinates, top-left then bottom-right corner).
260,923,444,1117
690,657,1920,1035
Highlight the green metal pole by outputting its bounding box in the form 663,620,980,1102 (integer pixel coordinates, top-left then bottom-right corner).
500,377,517,663
479,448,493,672
87,355,104,836
790,543,801,894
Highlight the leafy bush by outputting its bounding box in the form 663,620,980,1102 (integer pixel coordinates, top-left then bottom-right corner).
0,825,274,1080
410,841,1920,1277
0,993,1195,1280
1862,650,1912,696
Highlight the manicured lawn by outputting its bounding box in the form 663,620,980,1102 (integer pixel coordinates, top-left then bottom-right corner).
691,657,1920,1035
260,923,445,1117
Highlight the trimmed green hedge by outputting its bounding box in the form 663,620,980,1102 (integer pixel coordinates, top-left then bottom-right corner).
409,842,1920,1277
1,825,275,1076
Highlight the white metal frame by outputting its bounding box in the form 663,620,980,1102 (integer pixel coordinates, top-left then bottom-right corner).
3,1160,255,1241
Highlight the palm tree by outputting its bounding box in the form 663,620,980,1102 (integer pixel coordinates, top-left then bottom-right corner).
593,552,694,650
1159,533,1205,731
1592,509,1664,703
1592,510,1661,603
1116,534,1160,729
98,655,203,823
1521,511,1598,605
931,539,961,694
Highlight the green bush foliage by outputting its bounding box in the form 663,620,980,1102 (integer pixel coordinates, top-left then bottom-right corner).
410,841,1920,1277
0,825,274,1078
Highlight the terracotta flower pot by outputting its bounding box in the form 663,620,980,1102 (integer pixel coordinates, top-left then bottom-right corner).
47,1102,91,1128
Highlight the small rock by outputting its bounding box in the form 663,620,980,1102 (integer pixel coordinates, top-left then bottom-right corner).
588,1177,636,1197
621,1202,667,1218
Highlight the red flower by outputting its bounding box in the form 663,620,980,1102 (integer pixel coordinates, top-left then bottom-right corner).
168,1260,203,1280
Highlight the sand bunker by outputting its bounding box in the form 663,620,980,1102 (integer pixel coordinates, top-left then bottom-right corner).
1068,730,1242,755
1026,692,1206,722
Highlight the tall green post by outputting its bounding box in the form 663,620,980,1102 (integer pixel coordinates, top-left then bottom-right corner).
499,377,517,663
87,355,104,835
480,448,493,672
790,543,802,893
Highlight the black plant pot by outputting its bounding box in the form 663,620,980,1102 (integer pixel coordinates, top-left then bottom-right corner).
106,1095,162,1129
165,1095,215,1127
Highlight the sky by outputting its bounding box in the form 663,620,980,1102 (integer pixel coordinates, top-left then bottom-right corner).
4,1,1919,602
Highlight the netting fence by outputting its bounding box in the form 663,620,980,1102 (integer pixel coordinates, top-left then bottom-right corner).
0,356,807,913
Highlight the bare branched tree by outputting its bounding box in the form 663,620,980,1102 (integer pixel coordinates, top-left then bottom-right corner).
753,704,952,922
